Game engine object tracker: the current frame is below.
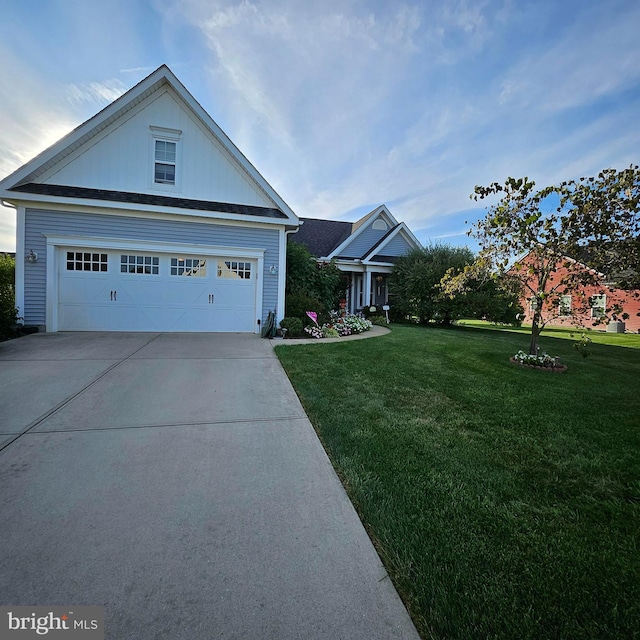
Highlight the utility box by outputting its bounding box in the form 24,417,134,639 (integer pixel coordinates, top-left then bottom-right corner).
606,321,625,333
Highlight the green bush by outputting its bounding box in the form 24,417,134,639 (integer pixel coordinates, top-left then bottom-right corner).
280,317,304,338
285,242,348,318
0,254,18,339
285,292,323,320
369,315,388,326
391,244,523,326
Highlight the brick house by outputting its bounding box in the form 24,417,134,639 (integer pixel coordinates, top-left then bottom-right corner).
514,252,640,333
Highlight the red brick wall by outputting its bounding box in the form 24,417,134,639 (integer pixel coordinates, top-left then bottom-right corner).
513,255,640,333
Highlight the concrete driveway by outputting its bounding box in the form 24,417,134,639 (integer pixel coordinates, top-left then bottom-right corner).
0,332,419,640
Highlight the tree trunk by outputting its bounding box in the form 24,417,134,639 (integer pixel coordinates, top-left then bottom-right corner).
529,311,541,355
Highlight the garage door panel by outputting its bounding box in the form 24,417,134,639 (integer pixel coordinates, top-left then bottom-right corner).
58,248,258,332
58,305,90,331
164,281,213,306
59,277,111,305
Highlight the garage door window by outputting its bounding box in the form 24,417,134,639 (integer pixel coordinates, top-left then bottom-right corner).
121,255,160,275
170,257,207,277
217,261,251,280
66,251,108,272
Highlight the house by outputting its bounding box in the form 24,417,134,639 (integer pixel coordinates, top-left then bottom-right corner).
289,205,422,313
514,252,640,333
0,65,298,333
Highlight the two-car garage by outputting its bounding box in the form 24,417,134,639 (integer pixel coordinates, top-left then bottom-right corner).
55,243,261,333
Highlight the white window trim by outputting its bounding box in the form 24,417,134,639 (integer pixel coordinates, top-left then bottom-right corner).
590,294,607,319
44,235,264,333
120,254,160,276
559,295,572,316
170,256,208,277
150,126,182,192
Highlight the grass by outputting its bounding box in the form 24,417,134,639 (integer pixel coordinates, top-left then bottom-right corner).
457,319,640,349
275,324,640,640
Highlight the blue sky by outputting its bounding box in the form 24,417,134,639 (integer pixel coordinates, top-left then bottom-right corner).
1,0,639,252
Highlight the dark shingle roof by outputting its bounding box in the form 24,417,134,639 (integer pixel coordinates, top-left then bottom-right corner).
289,217,353,257
10,183,288,219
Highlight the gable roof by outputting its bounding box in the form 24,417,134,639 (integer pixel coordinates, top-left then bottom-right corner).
0,65,298,225
363,223,421,262
289,205,422,263
328,205,399,259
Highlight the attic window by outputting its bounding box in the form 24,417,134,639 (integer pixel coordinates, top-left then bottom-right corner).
372,219,388,231
150,126,181,189
154,140,176,184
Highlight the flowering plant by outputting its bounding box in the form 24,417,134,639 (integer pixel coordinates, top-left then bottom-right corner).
304,325,325,339
342,313,372,334
302,310,373,338
512,350,562,368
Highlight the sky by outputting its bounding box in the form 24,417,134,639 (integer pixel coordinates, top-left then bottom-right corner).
1,0,639,252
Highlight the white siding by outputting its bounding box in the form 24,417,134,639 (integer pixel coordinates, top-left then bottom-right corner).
41,88,274,208
24,209,280,327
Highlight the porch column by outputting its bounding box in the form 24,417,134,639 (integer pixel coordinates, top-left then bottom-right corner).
348,274,355,314
364,269,372,308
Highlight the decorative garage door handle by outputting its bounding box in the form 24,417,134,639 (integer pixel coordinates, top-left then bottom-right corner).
110,290,117,301
208,294,214,304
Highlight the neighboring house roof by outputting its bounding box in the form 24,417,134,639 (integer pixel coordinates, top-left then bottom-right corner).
290,205,422,265
290,218,353,257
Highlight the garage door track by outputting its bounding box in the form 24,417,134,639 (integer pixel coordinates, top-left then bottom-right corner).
0,332,419,639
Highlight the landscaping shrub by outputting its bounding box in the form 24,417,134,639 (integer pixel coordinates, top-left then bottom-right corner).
285,292,323,321
369,315,388,326
0,254,18,339
280,317,304,338
285,242,348,319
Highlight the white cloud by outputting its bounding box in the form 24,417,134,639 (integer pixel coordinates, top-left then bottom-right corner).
65,79,128,105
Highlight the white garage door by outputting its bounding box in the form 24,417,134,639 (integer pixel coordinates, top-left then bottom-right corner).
58,247,258,332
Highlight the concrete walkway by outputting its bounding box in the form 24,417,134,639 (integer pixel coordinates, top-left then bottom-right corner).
0,332,419,639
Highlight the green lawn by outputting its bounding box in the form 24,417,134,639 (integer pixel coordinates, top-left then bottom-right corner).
457,319,640,349
275,325,640,640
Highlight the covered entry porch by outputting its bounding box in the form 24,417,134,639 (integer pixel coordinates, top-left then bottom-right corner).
340,263,392,314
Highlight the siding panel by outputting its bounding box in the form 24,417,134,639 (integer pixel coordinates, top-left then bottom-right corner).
339,225,388,258
24,209,280,327
379,234,413,257
43,89,274,208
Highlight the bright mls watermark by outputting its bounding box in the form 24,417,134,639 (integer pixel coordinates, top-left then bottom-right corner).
0,607,104,639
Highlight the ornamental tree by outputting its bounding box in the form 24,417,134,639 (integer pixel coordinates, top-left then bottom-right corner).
441,166,640,355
